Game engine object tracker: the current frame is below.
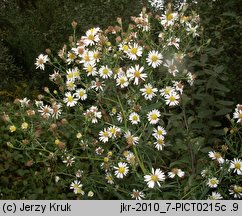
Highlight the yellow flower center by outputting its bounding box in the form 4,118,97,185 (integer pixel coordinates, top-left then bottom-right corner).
120,78,125,84
38,59,44,65
239,113,242,119
164,89,171,94
93,52,99,59
103,68,109,75
134,70,141,77
84,55,90,61
151,175,158,182
109,128,116,134
130,47,138,55
69,53,76,59
123,45,129,51
88,34,95,41
151,114,158,120
67,82,75,88
157,130,163,135
132,115,138,121
119,167,125,174
151,55,158,62
145,87,152,95
103,131,109,137
9,125,16,132
167,13,173,21
169,96,176,102
157,139,164,145
68,96,74,102
235,163,241,170
210,179,217,185
67,73,74,79
79,91,85,97
214,152,221,159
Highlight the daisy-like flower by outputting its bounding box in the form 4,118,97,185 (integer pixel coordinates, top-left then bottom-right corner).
129,112,140,125
127,65,147,85
172,81,184,94
201,169,209,178
82,27,100,46
208,151,224,164
117,112,124,123
160,86,175,96
66,51,77,64
131,189,145,200
38,105,53,119
105,173,114,184
186,23,199,38
229,185,242,199
90,78,105,91
116,75,129,88
99,128,111,143
51,103,62,119
125,152,136,165
74,88,87,101
127,43,143,60
164,92,180,106
144,168,165,188
84,63,98,76
66,80,76,91
19,98,30,107
168,168,185,178
140,84,158,100
49,70,61,82
147,109,161,124
72,45,85,57
207,177,219,188
114,162,129,179
63,156,75,167
124,131,139,146
66,68,75,81
80,51,95,65
35,100,44,107
63,92,78,107
154,135,165,151
146,50,163,68
70,180,85,195
35,54,49,70
99,65,113,79
108,126,121,138
72,67,81,80
233,106,242,123
90,50,101,62
186,71,196,86
207,192,223,200
230,158,242,175
95,147,104,155
84,106,102,123
163,59,179,76
160,11,178,27
167,37,180,50
152,126,167,138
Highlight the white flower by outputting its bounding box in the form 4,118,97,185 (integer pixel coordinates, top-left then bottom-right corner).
80,51,95,65
147,109,161,124
124,131,139,146
51,103,62,119
149,0,164,11
154,135,165,151
233,106,242,123
230,158,242,175
66,51,77,64
116,75,129,88
129,112,140,125
38,105,53,119
127,43,143,60
70,180,85,195
163,59,179,76
108,126,121,138
160,86,175,96
35,54,49,70
99,128,111,143
168,168,185,178
82,28,100,46
131,189,145,200
84,63,98,76
208,192,223,200
152,126,167,138
127,65,147,85
207,177,219,188
105,173,114,184
84,106,102,123
66,80,76,91
160,11,178,27
146,50,163,68
99,65,113,79
229,185,242,199
164,92,180,106
167,37,180,50
66,68,75,81
172,81,184,94
19,98,30,107
74,88,87,101
186,23,199,38
90,78,105,91
114,162,129,179
144,168,165,188
63,156,75,167
208,151,224,164
117,112,124,123
63,92,78,107
140,84,158,100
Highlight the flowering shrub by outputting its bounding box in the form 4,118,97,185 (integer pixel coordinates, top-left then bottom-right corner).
1,2,241,200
